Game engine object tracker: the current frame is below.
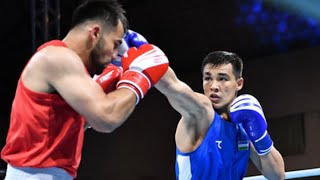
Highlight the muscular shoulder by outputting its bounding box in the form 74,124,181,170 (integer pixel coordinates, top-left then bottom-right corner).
176,92,215,152
22,45,85,93
40,46,83,70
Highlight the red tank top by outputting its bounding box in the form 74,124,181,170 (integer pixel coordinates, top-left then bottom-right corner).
1,40,86,178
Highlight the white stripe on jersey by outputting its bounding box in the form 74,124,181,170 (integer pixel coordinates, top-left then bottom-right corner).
177,155,192,180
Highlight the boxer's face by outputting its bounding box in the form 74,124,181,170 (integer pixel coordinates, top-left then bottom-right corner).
202,63,243,113
90,21,124,74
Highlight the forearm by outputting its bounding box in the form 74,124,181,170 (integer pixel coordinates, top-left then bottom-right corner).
155,68,209,117
107,88,137,122
259,146,285,180
85,89,136,133
154,67,178,95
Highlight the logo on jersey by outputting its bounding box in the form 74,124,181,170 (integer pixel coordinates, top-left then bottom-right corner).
215,140,222,149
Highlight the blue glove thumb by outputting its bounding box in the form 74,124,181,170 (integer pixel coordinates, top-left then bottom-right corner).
125,29,148,48
112,30,148,66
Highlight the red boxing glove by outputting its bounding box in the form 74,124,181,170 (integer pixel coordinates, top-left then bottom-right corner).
117,44,169,104
95,64,123,93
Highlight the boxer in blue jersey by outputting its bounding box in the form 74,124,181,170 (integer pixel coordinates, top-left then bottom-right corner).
155,51,285,180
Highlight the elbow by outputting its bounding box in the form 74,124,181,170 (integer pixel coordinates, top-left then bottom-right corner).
263,167,285,180
278,170,286,180
86,103,129,133
97,120,121,133
271,171,285,180
263,171,285,180
93,124,117,133
90,116,123,133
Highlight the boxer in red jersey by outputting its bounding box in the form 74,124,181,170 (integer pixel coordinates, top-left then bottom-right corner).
1,1,168,179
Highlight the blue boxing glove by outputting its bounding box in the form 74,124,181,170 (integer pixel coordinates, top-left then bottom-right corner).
230,94,273,156
112,29,148,66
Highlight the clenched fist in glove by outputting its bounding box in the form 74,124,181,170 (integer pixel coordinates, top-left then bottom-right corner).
116,44,169,104
94,64,123,93
230,94,273,156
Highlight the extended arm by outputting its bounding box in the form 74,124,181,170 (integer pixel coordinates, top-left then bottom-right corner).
155,68,211,118
155,67,214,151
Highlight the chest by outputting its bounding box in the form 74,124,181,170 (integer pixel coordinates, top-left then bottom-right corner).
214,119,250,165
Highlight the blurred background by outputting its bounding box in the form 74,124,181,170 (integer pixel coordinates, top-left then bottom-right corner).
1,0,320,179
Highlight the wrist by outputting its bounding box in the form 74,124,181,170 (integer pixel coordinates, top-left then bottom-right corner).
252,131,273,156
117,83,141,105
116,70,151,104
